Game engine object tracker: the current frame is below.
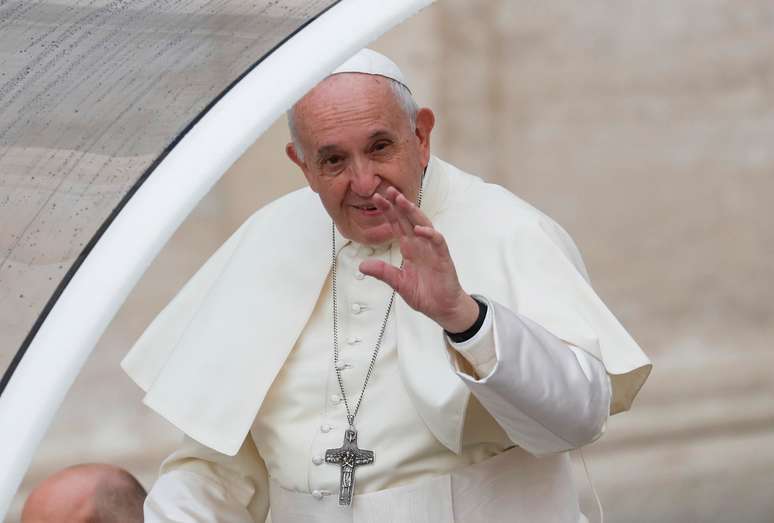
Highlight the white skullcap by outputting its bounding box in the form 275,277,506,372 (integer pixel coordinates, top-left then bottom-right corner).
331,48,410,93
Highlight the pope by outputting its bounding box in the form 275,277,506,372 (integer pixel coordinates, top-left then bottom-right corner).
123,49,651,522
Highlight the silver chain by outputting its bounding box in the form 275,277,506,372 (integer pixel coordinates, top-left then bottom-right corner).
331,185,423,430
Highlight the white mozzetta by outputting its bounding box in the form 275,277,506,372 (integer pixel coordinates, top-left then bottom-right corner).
122,156,650,457
0,1,437,518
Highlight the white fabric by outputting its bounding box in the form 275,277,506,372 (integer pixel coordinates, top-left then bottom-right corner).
252,239,504,497
122,157,651,458
449,301,603,384
135,157,634,521
146,445,589,523
143,289,610,521
250,238,610,496
146,435,269,522
331,48,410,92
459,301,611,455
267,447,587,523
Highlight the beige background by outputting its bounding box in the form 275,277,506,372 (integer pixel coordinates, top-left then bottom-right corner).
8,1,774,521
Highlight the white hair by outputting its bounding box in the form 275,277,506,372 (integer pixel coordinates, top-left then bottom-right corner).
287,77,419,161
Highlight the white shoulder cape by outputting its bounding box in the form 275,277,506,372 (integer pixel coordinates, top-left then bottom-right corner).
122,157,651,456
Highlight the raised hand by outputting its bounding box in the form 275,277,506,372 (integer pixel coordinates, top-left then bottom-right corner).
358,187,479,333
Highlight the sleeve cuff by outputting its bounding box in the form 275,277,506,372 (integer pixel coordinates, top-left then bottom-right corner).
446,295,497,377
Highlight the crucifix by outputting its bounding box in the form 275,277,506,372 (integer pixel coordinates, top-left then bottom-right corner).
325,427,374,506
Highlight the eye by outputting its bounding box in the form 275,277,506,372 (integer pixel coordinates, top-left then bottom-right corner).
371,140,392,153
319,153,347,175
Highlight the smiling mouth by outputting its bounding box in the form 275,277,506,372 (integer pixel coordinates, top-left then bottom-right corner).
353,204,379,212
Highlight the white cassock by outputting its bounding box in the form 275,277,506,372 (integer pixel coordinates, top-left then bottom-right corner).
122,157,651,522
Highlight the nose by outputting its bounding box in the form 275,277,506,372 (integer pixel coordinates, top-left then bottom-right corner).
349,158,381,197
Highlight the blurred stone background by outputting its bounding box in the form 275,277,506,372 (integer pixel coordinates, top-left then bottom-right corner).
7,1,774,521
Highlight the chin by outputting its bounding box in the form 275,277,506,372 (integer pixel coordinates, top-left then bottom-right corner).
357,233,394,247
355,225,394,247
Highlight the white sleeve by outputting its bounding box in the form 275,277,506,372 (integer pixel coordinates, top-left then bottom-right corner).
448,296,611,456
445,298,496,377
144,434,269,523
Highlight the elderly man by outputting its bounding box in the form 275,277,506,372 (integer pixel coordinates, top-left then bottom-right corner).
21,464,146,523
123,49,650,522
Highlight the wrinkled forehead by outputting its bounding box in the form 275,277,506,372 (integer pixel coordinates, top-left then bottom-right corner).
292,73,405,137
296,72,395,112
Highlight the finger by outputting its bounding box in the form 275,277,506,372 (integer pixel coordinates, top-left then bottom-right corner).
373,193,406,239
376,192,413,238
395,192,432,227
383,188,416,237
384,185,401,203
414,225,451,258
359,259,402,291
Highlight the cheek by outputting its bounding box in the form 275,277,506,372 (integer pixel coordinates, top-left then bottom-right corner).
319,180,349,210
387,162,421,193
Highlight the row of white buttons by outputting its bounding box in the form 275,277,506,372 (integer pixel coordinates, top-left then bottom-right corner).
313,245,372,503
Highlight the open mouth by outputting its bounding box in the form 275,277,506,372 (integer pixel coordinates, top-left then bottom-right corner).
355,204,378,211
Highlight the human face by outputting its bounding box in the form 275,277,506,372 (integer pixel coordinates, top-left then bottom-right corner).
286,73,434,246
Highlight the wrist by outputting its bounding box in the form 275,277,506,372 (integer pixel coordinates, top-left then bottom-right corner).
438,294,480,333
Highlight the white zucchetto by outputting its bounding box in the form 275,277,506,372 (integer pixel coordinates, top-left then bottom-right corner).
331,48,411,92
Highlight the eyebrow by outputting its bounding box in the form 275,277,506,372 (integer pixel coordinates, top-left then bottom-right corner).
368,130,395,141
316,145,341,158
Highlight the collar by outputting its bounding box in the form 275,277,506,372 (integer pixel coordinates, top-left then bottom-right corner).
419,156,447,221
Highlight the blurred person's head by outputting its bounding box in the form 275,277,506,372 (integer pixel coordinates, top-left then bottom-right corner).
21,463,146,523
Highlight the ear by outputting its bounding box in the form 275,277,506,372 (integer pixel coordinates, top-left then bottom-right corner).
414,108,435,168
286,142,319,193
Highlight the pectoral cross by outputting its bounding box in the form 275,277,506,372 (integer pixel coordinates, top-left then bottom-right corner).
325,427,374,506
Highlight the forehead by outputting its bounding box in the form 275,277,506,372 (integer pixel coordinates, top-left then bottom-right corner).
293,73,407,148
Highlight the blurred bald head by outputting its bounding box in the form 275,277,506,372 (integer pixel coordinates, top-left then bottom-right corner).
21,464,146,523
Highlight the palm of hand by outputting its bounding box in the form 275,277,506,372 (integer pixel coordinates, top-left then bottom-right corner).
358,187,476,332
392,235,463,321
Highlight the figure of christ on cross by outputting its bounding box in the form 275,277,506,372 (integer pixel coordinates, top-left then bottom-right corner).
325,428,375,506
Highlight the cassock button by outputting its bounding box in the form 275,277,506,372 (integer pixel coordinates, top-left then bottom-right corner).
320,423,334,433
312,490,323,500
347,336,361,345
355,271,365,280
336,361,352,370
312,456,323,466
331,394,341,404
351,303,363,314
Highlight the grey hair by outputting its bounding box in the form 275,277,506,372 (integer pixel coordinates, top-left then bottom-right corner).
287,77,419,161
94,470,147,523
